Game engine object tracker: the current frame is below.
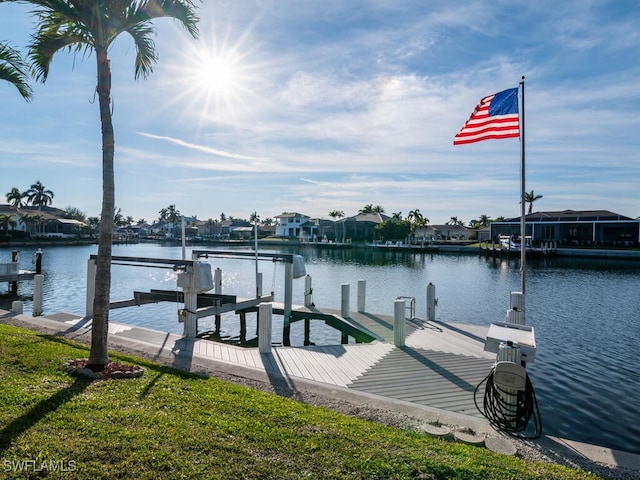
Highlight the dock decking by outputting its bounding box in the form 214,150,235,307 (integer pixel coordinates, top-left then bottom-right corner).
13,305,496,419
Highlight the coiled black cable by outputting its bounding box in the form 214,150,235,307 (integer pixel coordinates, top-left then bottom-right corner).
474,365,542,439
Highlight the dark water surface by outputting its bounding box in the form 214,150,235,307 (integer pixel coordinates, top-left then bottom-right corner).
2,243,639,454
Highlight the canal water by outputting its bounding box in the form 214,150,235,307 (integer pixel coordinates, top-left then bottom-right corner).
2,243,639,454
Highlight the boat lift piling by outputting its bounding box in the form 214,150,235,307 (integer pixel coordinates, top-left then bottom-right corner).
2,250,43,315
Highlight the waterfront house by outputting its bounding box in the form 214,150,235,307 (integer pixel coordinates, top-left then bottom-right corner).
489,209,640,247
338,212,390,242
275,212,311,239
0,205,87,239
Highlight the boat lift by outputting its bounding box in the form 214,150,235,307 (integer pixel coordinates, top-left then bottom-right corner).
86,250,305,344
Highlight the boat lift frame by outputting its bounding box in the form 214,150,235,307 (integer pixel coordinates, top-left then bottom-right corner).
86,251,300,344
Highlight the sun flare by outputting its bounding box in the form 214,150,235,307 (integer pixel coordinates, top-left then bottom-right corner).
193,49,241,100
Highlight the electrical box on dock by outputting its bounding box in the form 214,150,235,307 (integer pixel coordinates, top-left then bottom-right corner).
177,262,213,293
484,322,537,363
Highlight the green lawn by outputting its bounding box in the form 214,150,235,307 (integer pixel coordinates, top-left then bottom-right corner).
0,323,601,479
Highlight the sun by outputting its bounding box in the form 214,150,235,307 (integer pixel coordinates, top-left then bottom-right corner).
193,48,242,101
155,26,262,130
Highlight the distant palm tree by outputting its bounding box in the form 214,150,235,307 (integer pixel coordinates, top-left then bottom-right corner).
166,204,181,224
0,41,32,101
328,209,345,241
0,213,17,234
6,187,27,208
19,211,42,235
358,204,374,214
3,0,200,370
408,209,428,242
447,216,463,226
524,190,543,214
26,181,54,210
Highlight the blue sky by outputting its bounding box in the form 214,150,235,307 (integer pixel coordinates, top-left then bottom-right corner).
1,0,638,225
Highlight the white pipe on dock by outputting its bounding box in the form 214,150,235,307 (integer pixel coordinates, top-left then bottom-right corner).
507,291,525,325
86,258,97,317
341,283,350,318
258,302,272,353
510,291,525,317
12,300,23,314
357,280,366,313
182,292,198,338
181,216,186,261
426,283,436,321
304,275,313,307
506,308,525,325
283,262,294,346
256,272,263,297
33,274,43,316
393,298,406,346
214,268,222,294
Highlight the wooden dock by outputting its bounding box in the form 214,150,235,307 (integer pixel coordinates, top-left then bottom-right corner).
18,305,496,419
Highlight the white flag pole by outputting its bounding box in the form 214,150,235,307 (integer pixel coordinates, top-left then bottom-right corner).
519,76,526,298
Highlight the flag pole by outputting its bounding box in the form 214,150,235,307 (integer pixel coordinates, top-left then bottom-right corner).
519,76,526,298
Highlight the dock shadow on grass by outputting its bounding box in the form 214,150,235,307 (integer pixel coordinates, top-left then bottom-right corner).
0,378,92,456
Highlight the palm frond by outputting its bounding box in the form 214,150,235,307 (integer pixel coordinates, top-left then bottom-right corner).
136,0,200,38
125,23,158,79
0,41,33,100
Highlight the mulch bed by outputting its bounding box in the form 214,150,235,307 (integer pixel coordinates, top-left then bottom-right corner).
64,358,144,380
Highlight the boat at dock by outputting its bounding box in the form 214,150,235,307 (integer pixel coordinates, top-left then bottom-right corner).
480,235,557,258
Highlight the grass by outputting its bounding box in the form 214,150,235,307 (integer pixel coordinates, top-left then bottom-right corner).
0,324,603,480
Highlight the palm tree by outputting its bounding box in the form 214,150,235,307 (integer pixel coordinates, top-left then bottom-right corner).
113,208,127,227
407,209,421,223
524,190,543,214
26,180,54,210
3,0,200,370
408,209,427,243
19,211,43,235
0,212,17,235
0,41,32,100
328,209,344,241
6,187,27,207
478,214,491,227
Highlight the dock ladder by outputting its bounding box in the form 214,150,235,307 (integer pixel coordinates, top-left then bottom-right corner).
395,296,416,320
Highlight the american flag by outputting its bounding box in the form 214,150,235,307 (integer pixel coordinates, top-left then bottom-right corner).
453,87,520,145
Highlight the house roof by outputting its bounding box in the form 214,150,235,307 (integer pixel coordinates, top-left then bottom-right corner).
426,224,471,231
56,218,85,225
503,209,636,223
275,212,309,219
341,212,390,224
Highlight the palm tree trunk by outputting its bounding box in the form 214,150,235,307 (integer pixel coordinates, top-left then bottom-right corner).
87,48,114,369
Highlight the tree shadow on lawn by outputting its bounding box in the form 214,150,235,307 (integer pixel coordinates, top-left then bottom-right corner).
0,377,92,456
